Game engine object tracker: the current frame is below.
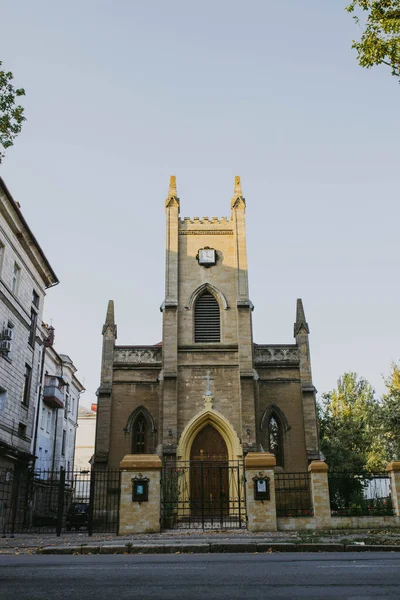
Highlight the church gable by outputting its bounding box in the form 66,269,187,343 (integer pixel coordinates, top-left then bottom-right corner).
95,177,320,472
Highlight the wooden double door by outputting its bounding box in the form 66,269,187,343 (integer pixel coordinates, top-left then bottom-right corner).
189,425,229,515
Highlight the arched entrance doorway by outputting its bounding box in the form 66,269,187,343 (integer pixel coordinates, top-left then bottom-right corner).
189,424,229,516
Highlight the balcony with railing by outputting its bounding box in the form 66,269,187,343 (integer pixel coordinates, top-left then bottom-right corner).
43,376,64,409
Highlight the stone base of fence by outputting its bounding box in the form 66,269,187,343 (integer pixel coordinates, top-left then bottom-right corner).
277,516,317,531
245,452,277,532
308,460,332,529
119,454,162,535
331,515,400,529
277,515,400,531
386,461,400,516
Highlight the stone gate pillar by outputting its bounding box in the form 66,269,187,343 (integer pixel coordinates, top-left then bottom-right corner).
308,460,331,529
119,454,162,535
245,452,277,532
386,461,400,516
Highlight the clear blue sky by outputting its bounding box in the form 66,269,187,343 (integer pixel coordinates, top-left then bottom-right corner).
1,1,399,405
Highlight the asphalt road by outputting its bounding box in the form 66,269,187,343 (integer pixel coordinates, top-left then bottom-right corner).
1,552,400,599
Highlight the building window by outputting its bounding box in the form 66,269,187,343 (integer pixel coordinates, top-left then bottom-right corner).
40,407,45,429
22,363,32,406
0,242,4,274
194,291,220,343
18,422,27,437
0,386,7,413
32,290,40,308
268,415,283,467
12,263,21,295
61,430,66,456
65,393,69,418
132,415,146,454
28,308,38,347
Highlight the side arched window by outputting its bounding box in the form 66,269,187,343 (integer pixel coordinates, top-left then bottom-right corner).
194,291,220,342
268,415,284,467
132,414,147,454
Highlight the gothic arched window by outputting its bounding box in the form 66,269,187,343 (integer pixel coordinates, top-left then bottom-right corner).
194,291,220,343
132,414,147,454
268,415,283,467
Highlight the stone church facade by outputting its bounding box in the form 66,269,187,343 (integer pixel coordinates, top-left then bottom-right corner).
94,177,320,472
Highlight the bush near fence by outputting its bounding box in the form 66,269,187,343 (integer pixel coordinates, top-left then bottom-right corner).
328,471,394,517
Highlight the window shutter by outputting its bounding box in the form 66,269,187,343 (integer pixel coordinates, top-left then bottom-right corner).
195,292,220,342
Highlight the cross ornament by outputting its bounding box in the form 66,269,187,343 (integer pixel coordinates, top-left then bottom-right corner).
203,370,214,397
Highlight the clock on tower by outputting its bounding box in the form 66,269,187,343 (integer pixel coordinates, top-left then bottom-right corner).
197,247,216,267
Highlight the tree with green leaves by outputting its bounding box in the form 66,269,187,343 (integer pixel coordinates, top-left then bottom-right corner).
318,372,385,472
380,362,400,460
0,61,26,164
346,1,400,81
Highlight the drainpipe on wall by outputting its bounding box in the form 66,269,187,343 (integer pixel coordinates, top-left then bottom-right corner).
32,326,55,471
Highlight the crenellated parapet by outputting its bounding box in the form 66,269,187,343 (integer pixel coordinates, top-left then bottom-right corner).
254,344,299,364
114,346,162,365
179,215,232,234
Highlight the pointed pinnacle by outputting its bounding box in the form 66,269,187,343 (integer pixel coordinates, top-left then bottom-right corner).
102,300,117,337
105,300,115,325
231,176,245,209
234,176,242,197
294,298,310,336
168,175,177,197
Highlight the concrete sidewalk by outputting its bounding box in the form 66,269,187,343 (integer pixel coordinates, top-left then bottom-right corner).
1,529,400,555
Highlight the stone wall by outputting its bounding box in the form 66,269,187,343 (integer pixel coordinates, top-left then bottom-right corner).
256,373,308,472
245,453,277,532
119,454,162,535
108,370,160,469
277,516,316,531
331,516,400,529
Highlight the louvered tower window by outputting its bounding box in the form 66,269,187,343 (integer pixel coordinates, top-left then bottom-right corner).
194,291,220,342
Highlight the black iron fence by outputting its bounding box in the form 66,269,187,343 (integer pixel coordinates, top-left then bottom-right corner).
161,460,246,530
0,467,120,536
328,471,394,517
275,472,313,517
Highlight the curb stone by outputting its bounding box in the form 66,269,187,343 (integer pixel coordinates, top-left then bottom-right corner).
346,545,400,552
37,542,400,555
210,542,257,553
81,546,100,554
256,543,297,552
99,545,127,554
296,544,344,552
163,544,209,554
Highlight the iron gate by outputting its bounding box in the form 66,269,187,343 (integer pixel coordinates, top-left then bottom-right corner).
161,460,246,530
0,467,120,536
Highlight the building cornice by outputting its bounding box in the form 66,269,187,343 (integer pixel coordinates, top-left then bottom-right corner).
0,177,59,288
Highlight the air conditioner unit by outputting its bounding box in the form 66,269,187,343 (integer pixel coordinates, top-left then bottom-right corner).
0,340,11,353
2,327,13,341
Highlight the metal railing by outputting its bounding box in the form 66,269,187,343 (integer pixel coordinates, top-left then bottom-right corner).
161,460,246,530
0,467,120,536
328,471,394,517
275,472,313,517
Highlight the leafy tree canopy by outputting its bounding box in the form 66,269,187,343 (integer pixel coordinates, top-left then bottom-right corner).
346,1,400,81
319,372,385,471
0,61,25,164
319,366,400,472
380,362,400,460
